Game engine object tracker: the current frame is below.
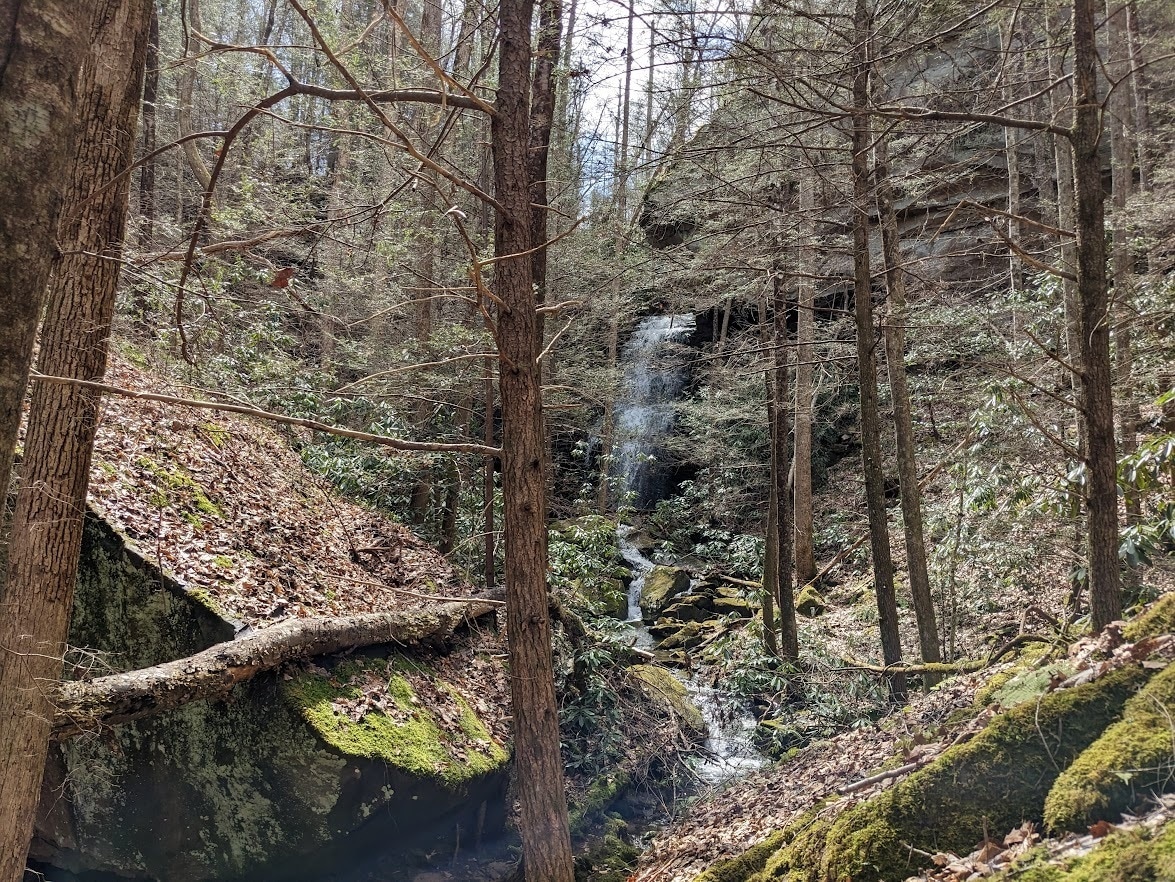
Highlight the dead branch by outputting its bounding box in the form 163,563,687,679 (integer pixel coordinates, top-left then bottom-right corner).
29,373,501,457
52,592,503,740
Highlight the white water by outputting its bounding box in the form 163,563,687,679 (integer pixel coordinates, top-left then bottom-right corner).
618,529,766,785
612,314,696,509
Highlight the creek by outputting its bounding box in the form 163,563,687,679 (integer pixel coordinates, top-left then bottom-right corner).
612,313,766,786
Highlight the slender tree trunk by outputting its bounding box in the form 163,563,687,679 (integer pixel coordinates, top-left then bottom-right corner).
138,4,160,248
851,0,904,698
1125,2,1152,196
493,0,574,875
1106,0,1140,525
1072,0,1121,631
0,3,151,879
761,304,779,657
178,0,213,194
794,169,818,587
483,361,497,587
874,134,940,679
772,276,798,662
1002,15,1024,296
0,1,92,560
1048,4,1087,600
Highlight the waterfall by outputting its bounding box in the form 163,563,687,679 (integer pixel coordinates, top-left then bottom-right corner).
611,314,696,509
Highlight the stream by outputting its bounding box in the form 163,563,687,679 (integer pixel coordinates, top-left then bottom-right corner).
618,528,767,786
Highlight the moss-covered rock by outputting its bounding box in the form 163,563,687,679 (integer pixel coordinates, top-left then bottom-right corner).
35,514,511,882
630,664,706,736
712,597,755,617
744,665,1149,882
795,586,826,618
1045,662,1175,832
1124,593,1175,641
641,566,692,620
283,657,508,786
997,821,1175,881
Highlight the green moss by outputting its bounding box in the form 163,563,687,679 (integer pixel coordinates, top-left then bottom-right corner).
739,665,1149,882
1124,593,1175,641
569,772,631,833
795,585,826,617
1045,662,1175,832
693,831,786,882
199,422,231,448
997,822,1175,881
973,642,1055,708
629,664,705,734
139,455,223,521
282,658,507,787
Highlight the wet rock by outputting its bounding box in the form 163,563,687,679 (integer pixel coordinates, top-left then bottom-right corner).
653,649,692,669
656,622,705,651
639,566,691,620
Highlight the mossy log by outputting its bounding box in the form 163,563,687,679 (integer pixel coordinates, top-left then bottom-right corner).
1044,661,1175,832
52,593,503,739
717,665,1151,882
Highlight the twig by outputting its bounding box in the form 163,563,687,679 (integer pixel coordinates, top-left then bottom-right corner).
838,759,925,794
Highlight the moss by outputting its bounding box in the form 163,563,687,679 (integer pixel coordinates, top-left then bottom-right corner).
742,665,1149,882
1124,593,1175,641
997,822,1175,881
1045,662,1175,832
973,642,1055,708
693,831,786,882
629,664,705,735
795,585,826,617
199,421,231,448
283,658,507,788
139,455,223,521
569,771,631,833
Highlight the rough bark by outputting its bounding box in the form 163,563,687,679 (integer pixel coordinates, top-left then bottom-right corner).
0,1,92,561
492,0,575,875
794,169,818,587
138,3,159,248
1106,0,1140,524
1072,0,1121,631
0,3,150,879
874,134,941,678
772,277,798,662
851,0,904,698
51,596,502,740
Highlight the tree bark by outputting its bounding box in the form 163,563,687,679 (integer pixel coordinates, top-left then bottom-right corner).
0,1,92,563
137,4,159,248
772,276,798,662
793,168,818,587
51,596,503,740
492,0,574,875
0,2,150,879
873,133,941,679
1106,0,1140,524
1072,0,1121,631
851,0,904,699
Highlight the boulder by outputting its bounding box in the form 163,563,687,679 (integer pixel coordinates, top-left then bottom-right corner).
629,665,706,737
32,515,510,882
656,622,705,651
796,584,827,617
640,566,691,620
661,601,714,623
711,597,755,618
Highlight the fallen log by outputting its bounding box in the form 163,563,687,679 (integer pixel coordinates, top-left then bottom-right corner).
52,592,503,741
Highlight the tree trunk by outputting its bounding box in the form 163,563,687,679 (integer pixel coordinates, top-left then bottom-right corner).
178,0,213,194
492,0,574,875
138,4,160,248
793,168,818,587
761,305,779,658
0,3,151,879
1048,4,1087,598
51,596,502,740
873,134,941,679
1072,0,1121,631
0,1,92,561
1106,0,1140,525
772,276,798,662
851,0,904,698
1001,15,1024,296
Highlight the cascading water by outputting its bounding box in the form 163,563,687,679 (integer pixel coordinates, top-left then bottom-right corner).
612,314,696,509
611,314,767,786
